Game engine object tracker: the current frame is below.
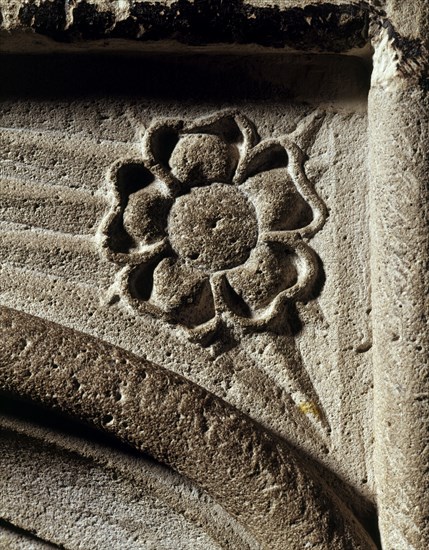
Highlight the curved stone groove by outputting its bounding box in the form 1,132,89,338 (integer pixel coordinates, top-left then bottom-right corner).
0,393,261,549
0,306,374,549
0,126,132,192
0,229,116,286
0,518,60,549
0,422,257,550
0,177,106,234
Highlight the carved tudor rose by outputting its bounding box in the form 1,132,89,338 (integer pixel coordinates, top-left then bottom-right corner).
4,1,429,546
101,111,326,341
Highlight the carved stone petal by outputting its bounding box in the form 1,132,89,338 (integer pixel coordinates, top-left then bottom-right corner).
123,187,172,246
182,110,258,183
151,258,215,327
226,243,297,312
183,110,258,150
169,133,239,186
143,111,256,191
242,167,313,233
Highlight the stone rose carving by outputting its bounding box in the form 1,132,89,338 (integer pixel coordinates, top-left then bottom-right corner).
101,111,326,342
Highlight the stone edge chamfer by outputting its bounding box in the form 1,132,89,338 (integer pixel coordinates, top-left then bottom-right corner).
369,2,429,548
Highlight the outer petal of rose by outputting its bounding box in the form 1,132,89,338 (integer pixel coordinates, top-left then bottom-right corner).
233,139,284,184
241,165,313,233
184,110,258,150
101,158,158,260
142,119,182,167
143,111,258,191
169,133,239,186
150,258,216,327
236,136,327,238
123,185,172,246
141,119,186,196
184,110,258,179
226,243,298,313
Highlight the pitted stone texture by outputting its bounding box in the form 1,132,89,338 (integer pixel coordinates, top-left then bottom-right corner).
227,243,297,310
0,410,259,550
168,184,258,272
0,51,375,548
0,1,369,53
170,134,238,186
243,167,313,232
101,110,326,341
2,1,429,548
0,525,55,549
151,258,215,327
369,15,429,547
0,306,375,549
124,187,172,246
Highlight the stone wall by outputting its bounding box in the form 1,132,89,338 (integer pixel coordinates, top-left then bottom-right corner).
1,1,428,548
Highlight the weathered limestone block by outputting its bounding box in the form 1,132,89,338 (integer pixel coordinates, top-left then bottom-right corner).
0,1,428,549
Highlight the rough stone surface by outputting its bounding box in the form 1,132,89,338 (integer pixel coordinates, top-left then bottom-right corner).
0,1,428,549
0,0,370,53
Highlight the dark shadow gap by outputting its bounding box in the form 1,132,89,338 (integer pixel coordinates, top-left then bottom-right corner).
0,392,155,463
0,518,63,549
0,391,381,547
0,53,371,102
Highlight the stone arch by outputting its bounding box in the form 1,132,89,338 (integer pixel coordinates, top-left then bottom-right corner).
0,306,374,549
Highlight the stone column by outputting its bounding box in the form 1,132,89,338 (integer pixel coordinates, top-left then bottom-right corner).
369,3,429,548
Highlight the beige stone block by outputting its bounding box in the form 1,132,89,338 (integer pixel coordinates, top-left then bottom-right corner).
0,1,428,548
